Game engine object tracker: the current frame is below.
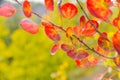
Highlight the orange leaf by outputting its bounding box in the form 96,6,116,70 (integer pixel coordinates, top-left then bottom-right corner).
87,0,113,21
20,18,39,34
51,43,60,55
44,0,54,11
98,32,114,52
23,0,32,17
97,45,109,56
81,20,99,36
60,3,78,19
42,22,61,42
66,27,73,38
114,55,120,67
87,55,98,66
0,3,16,17
113,17,120,30
73,25,82,37
112,31,120,54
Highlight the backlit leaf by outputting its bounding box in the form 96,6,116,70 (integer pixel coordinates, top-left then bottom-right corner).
20,18,39,34
117,0,120,3
81,20,99,36
60,3,78,19
0,3,16,17
73,25,82,37
112,31,120,54
51,43,60,55
87,55,98,66
66,27,73,38
75,59,90,68
42,22,61,42
113,17,120,30
97,45,109,56
80,16,86,27
98,32,114,52
44,0,54,11
87,0,113,21
23,0,32,17
113,55,120,67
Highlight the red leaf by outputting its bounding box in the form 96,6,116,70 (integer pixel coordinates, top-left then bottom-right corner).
51,43,60,55
23,0,32,17
117,0,120,3
60,3,78,19
80,16,86,27
112,31,120,54
0,3,16,17
75,59,91,68
42,22,61,42
67,48,89,60
114,55,120,67
113,17,120,30
20,18,39,34
61,43,73,52
81,20,99,36
44,0,54,11
87,0,113,21
98,32,114,52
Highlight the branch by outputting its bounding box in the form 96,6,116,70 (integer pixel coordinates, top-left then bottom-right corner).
76,0,110,40
14,0,114,59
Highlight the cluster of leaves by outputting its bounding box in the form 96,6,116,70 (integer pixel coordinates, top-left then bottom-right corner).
0,0,120,79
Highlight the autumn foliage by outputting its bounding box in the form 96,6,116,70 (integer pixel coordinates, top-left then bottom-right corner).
0,0,120,79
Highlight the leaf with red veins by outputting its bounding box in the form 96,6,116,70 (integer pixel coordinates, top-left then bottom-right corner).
87,0,113,21
44,0,54,11
51,43,60,55
113,55,120,67
81,20,99,36
67,48,89,60
60,3,78,19
80,16,86,27
97,45,109,56
42,22,61,42
23,0,32,17
73,25,82,37
20,18,39,34
112,31,120,54
98,32,114,52
61,43,73,52
66,27,73,38
0,3,16,17
113,17,120,30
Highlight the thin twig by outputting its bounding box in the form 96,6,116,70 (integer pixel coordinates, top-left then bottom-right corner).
14,0,114,59
76,0,110,40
